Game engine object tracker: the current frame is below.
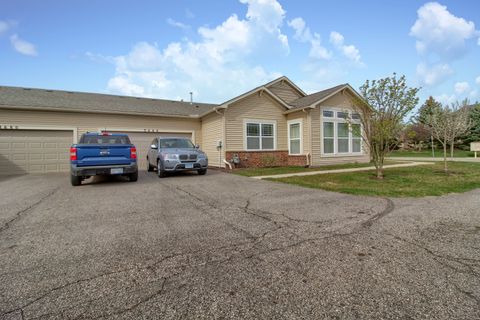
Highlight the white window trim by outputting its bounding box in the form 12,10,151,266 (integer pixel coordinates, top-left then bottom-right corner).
287,119,303,155
243,119,277,151
320,107,363,157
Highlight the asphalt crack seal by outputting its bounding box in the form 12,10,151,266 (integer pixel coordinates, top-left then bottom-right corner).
361,197,395,228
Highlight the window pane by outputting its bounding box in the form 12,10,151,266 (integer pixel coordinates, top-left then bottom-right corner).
322,110,334,117
262,137,274,149
247,123,259,136
352,124,361,138
324,138,334,154
338,123,349,137
352,113,361,120
323,122,334,138
353,139,361,153
338,138,349,153
261,124,274,136
247,137,260,149
290,123,300,139
290,139,300,154
337,112,348,119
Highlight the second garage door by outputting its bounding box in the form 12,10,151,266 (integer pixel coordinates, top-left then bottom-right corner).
0,129,72,175
110,131,193,165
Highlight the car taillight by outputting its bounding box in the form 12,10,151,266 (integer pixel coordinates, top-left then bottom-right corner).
130,147,137,159
70,147,77,161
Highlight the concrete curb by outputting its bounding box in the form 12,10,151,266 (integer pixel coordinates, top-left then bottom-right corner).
252,162,434,180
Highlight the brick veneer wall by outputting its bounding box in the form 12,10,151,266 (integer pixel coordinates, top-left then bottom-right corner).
226,151,308,168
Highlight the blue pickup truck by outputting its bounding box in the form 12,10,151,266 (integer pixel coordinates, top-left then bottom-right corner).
70,132,138,186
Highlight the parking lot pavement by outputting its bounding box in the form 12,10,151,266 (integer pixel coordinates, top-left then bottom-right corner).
0,170,479,319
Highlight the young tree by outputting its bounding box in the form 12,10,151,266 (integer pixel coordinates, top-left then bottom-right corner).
354,73,420,179
426,102,472,172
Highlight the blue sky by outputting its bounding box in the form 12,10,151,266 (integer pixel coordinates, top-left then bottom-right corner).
1,0,479,107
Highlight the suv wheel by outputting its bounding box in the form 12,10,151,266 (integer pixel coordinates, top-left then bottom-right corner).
198,169,207,175
147,159,154,172
157,160,167,178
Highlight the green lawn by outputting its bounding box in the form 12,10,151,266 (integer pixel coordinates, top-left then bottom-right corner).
390,149,476,158
233,161,389,177
267,162,480,197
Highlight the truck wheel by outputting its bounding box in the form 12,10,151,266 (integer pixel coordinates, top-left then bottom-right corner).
147,159,154,172
71,174,82,186
129,171,138,182
157,160,167,178
198,169,207,175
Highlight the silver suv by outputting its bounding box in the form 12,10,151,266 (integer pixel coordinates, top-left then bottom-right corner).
147,137,208,178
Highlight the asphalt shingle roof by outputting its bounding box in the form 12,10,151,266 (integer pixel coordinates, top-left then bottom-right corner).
289,84,348,109
0,86,218,117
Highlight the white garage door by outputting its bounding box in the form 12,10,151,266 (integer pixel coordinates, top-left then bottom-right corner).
0,130,72,175
110,131,192,165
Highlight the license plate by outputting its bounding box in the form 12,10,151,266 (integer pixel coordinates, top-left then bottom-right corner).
185,163,193,169
110,168,124,174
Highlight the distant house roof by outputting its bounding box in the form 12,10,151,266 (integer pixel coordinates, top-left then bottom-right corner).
0,86,218,118
289,84,348,109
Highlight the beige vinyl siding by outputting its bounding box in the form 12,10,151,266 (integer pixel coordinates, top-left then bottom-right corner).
225,92,287,151
286,111,309,155
0,108,202,146
310,92,369,166
201,111,224,167
267,81,303,103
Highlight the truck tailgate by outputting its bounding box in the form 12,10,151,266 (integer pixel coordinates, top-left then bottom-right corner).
74,144,133,167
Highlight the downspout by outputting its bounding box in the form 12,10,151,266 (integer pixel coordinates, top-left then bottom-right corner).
215,107,226,169
304,108,313,167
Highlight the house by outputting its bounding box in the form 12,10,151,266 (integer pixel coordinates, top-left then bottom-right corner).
0,76,369,175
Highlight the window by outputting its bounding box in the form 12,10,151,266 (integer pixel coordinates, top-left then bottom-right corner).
288,121,302,155
245,121,275,150
337,123,349,153
321,108,363,155
352,123,362,153
323,122,334,154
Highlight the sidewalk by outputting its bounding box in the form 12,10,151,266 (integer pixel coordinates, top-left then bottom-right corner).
387,157,480,163
252,161,433,180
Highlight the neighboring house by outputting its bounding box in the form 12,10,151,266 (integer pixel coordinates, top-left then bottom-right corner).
0,76,368,175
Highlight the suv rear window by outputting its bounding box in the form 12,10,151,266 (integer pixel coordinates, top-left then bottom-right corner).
80,135,131,144
159,138,194,148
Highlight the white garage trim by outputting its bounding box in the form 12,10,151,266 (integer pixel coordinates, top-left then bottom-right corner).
0,124,78,143
98,127,196,143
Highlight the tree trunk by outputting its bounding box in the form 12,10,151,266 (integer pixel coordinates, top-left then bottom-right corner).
450,142,454,158
443,143,448,173
431,135,434,158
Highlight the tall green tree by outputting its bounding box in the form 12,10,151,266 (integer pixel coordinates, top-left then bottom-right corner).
462,102,480,146
415,96,442,156
355,73,420,179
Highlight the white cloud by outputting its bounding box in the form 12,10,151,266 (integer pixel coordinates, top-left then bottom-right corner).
416,63,453,86
288,17,331,60
166,18,190,31
454,81,470,94
435,93,457,105
104,0,287,101
476,76,480,85
410,2,478,59
0,20,10,34
10,34,37,56
329,31,361,63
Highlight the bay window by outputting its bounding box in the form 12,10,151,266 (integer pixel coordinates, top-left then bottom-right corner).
245,121,275,150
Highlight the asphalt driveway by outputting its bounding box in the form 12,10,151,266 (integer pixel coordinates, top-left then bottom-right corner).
0,170,479,319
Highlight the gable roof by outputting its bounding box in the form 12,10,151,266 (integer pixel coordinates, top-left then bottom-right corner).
289,84,348,109
0,86,218,118
263,76,307,98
